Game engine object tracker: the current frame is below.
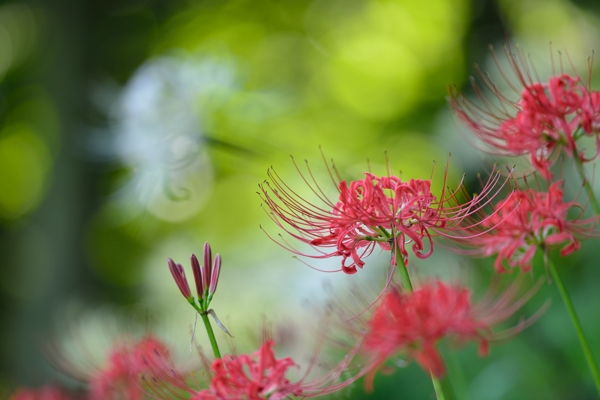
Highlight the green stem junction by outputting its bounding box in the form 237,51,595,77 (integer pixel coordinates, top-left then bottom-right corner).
191,301,222,359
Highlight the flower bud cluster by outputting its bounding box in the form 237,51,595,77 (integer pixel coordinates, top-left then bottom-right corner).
168,242,222,312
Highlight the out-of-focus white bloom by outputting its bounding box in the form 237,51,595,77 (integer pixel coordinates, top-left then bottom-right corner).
101,53,238,222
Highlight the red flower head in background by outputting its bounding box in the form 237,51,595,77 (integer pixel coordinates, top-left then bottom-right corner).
449,44,600,179
88,335,178,400
18,335,187,400
336,279,543,391
448,181,600,272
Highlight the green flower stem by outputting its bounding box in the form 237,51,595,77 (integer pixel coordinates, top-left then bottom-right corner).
432,376,446,400
387,230,412,293
191,301,222,359
395,252,414,293
200,311,222,359
446,349,468,400
548,258,600,395
573,155,600,215
440,374,457,400
392,243,413,294
393,245,455,400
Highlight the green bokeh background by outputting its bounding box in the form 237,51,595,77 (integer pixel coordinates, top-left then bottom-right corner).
0,0,600,398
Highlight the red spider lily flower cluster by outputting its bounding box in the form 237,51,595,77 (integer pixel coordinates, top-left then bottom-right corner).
14,336,183,400
18,333,352,400
449,181,600,272
89,335,175,400
85,337,356,400
169,242,222,310
450,45,600,180
9,183,548,400
338,280,542,391
8,282,535,400
260,161,510,274
175,339,358,400
13,41,584,400
446,42,600,275
190,339,302,400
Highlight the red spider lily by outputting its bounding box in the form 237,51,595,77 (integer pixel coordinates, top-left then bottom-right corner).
193,338,368,400
41,316,197,400
191,340,302,400
449,44,600,179
9,386,76,400
88,335,177,400
335,279,543,391
259,158,510,274
141,337,361,400
37,335,184,400
35,328,358,399
448,181,600,272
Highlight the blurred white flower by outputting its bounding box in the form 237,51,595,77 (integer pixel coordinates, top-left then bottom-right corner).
97,52,238,222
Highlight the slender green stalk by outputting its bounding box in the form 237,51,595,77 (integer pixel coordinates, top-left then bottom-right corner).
573,156,600,215
200,311,222,359
190,301,222,359
393,244,456,400
445,348,468,400
548,258,600,395
440,375,457,400
431,376,446,400
395,251,414,293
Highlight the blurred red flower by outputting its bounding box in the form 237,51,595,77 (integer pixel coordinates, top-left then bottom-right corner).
450,45,600,179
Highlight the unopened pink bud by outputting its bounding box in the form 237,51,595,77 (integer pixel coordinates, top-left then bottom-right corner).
190,254,203,300
202,242,212,293
168,258,192,300
209,254,221,296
